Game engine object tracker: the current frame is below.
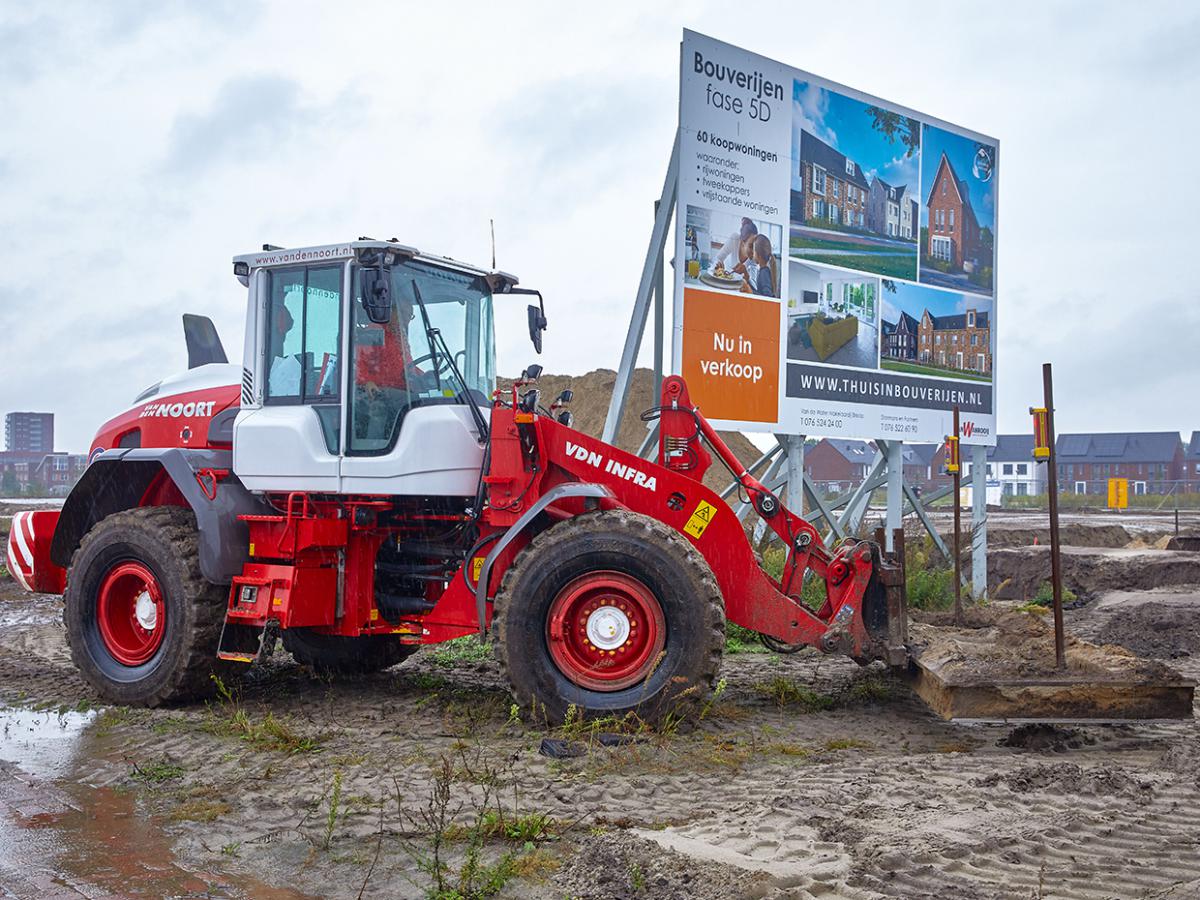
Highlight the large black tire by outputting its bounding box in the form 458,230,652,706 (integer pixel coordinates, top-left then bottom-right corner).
64,507,229,706
282,630,415,676
495,510,725,723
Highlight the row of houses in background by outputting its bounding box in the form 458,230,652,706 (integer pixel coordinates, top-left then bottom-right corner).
804,431,1200,498
792,132,920,240
0,412,87,496
881,307,992,374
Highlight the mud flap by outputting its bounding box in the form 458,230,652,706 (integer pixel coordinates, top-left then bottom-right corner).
863,540,908,667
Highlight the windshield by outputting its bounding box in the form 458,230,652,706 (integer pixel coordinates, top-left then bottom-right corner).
348,259,495,454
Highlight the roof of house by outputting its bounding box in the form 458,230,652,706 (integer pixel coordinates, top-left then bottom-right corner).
987,434,1037,462
822,438,876,465
926,152,979,227
1188,431,1200,460
1054,432,1182,464
800,131,871,191
896,311,919,333
881,320,896,336
925,310,990,330
904,443,939,467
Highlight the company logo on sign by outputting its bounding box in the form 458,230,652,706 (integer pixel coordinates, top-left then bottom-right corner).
961,421,991,438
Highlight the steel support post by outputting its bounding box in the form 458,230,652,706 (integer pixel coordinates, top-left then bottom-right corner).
603,133,679,444
885,439,903,553
971,443,988,600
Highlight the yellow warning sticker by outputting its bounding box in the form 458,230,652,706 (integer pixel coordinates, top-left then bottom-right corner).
684,500,717,539
472,557,486,582
369,608,379,621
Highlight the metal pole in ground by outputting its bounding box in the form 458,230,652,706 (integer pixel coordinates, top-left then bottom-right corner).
953,406,962,624
1043,362,1066,670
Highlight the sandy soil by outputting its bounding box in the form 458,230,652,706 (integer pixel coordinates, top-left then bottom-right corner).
2,576,1200,899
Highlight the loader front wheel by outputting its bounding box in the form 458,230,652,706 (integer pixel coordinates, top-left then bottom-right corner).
64,507,229,706
495,510,725,724
282,630,415,676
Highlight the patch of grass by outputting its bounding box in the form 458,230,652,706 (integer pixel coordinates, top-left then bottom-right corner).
323,770,343,850
880,360,991,383
221,842,241,857
724,623,767,654
430,635,493,668
754,676,835,712
628,861,646,893
907,566,955,611
509,847,560,883
1031,581,1078,607
844,676,896,705
205,675,322,754
130,758,185,784
170,798,231,823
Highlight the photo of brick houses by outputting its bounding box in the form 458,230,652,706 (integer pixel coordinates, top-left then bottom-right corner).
789,80,920,281
880,280,992,382
919,124,996,295
867,179,918,240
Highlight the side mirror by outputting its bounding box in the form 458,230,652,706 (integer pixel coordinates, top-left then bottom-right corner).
361,267,392,324
522,364,543,381
527,304,547,354
555,389,573,405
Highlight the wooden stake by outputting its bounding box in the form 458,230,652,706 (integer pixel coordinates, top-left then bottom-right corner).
1043,363,1066,670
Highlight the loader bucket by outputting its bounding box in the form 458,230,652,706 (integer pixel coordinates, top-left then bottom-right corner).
861,537,908,667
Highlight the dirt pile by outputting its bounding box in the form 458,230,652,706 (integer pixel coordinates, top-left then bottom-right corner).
497,368,762,498
1096,601,1200,660
973,763,1152,797
989,545,1200,600
997,723,1094,752
979,523,1134,550
551,831,762,900
911,608,1180,683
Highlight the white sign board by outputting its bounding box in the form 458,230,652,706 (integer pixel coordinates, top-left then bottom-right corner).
674,30,998,445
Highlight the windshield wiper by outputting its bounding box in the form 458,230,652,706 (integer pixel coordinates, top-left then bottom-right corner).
410,281,490,443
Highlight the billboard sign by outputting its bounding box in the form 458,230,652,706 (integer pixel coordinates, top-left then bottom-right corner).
674,30,998,445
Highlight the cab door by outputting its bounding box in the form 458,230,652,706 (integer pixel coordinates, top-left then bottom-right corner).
233,263,348,493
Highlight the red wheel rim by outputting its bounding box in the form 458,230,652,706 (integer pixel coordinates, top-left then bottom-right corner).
96,561,166,666
546,571,666,691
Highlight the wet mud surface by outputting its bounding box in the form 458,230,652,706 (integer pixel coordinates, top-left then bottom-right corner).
2,578,1200,899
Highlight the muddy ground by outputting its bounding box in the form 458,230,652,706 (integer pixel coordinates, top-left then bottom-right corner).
3,565,1200,900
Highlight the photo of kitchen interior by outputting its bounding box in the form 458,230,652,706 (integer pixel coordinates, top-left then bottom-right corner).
786,260,880,369
683,205,783,299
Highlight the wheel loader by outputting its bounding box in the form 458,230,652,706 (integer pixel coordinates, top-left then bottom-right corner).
7,239,906,721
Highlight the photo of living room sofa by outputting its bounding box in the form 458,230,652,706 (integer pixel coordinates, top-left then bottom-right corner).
786,260,880,370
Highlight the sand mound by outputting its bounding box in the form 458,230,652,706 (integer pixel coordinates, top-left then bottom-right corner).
989,546,1200,600
973,763,1151,797
910,608,1178,683
996,723,1094,752
498,368,761,498
1096,601,1200,659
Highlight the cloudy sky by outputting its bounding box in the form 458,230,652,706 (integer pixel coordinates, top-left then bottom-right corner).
2,2,1198,452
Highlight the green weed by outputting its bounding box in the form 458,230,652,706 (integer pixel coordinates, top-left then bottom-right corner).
205,675,321,754
754,676,835,711
430,636,493,668
130,758,185,784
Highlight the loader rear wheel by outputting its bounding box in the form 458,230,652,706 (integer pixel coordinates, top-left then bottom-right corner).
64,507,229,706
282,630,415,676
495,510,725,724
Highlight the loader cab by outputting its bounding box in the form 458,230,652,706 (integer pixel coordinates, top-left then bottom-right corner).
232,241,513,496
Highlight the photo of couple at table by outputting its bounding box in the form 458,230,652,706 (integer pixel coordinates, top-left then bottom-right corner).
682,206,782,299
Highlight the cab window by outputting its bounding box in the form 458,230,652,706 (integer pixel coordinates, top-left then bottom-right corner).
265,265,343,450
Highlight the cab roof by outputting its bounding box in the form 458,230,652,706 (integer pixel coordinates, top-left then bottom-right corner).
232,239,518,290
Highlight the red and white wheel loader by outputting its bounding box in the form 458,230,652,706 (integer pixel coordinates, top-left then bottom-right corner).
8,240,906,721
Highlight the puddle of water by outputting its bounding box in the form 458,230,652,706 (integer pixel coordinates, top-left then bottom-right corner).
0,704,316,899
0,705,95,779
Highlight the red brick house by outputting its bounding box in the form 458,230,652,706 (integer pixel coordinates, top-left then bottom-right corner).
917,307,991,375
925,152,982,270
795,132,871,231
806,439,947,494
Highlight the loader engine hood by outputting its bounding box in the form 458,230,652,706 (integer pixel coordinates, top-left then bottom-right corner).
89,363,241,459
